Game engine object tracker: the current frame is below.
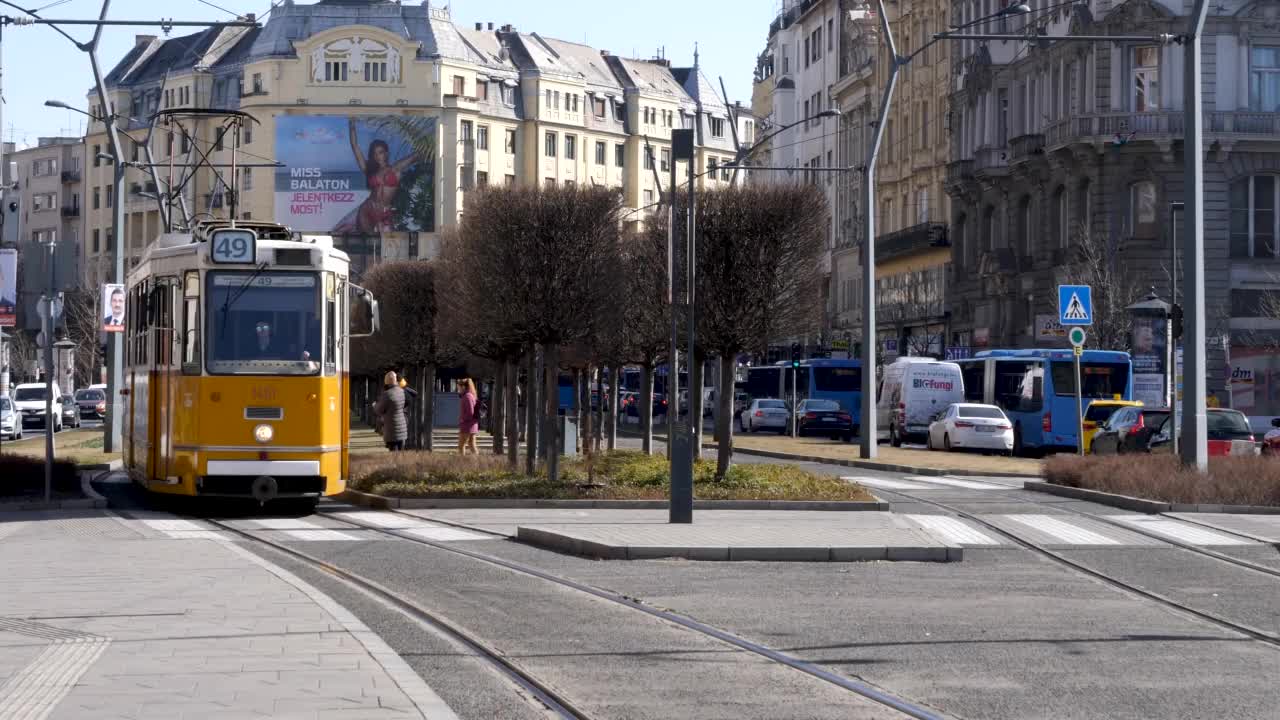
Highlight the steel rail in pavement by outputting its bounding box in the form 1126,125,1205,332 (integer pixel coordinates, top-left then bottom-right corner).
311,508,950,720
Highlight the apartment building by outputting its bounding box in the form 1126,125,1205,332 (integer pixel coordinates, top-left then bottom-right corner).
11,138,85,329
82,0,752,280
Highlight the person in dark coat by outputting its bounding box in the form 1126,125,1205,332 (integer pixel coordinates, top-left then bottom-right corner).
374,370,408,451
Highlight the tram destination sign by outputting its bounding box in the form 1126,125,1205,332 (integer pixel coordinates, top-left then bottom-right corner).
210,228,257,264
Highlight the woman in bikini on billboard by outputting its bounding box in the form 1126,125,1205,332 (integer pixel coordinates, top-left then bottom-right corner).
339,118,420,234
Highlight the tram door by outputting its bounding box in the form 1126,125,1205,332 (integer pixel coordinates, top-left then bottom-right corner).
150,282,177,482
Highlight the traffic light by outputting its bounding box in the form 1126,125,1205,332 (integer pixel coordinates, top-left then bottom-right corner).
790,343,802,368
1170,303,1183,340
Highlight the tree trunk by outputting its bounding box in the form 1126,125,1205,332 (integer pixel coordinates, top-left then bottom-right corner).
579,366,593,457
594,366,605,454
640,363,654,455
690,352,705,455
716,353,735,479
422,364,437,453
492,362,506,455
525,347,539,475
607,365,619,451
506,359,519,471
572,367,582,455
542,343,560,482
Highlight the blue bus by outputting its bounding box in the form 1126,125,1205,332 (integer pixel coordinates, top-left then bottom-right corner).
955,349,1133,453
743,359,864,429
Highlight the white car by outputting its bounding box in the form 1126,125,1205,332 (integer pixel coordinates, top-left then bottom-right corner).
0,396,21,440
927,403,1013,454
740,398,790,433
12,382,63,432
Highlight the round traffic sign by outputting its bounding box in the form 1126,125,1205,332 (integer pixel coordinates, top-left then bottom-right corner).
1069,327,1086,347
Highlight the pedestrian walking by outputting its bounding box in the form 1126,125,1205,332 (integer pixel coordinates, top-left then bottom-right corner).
458,378,480,455
374,370,408,452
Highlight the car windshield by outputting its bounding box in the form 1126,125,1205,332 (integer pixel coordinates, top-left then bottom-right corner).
1142,410,1170,428
804,400,841,411
1085,404,1126,422
207,272,322,376
0,397,9,411
958,406,1005,419
1207,411,1252,436
758,400,786,409
75,389,104,402
13,387,46,402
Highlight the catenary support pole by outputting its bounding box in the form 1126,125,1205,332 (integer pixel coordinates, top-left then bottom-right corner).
1180,0,1210,471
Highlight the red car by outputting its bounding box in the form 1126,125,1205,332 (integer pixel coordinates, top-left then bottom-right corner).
1148,409,1259,456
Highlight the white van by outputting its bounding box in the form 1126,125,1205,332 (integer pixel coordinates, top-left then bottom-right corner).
876,358,964,446
12,382,64,432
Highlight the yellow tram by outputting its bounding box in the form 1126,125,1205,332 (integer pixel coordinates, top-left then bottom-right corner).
122,219,377,503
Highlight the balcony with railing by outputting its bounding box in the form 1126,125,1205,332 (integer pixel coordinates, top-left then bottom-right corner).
945,159,974,188
876,221,949,263
1045,110,1280,148
60,205,79,218
1008,133,1045,162
973,145,1008,177
60,170,81,184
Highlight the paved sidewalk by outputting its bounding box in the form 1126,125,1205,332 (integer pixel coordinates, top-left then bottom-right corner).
0,509,456,720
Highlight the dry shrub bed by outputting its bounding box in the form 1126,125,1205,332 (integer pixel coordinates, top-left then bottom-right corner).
1044,454,1280,507
0,453,81,498
349,450,874,501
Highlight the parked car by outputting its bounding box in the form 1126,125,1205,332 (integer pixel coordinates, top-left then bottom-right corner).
792,398,853,441
927,403,1014,454
1081,399,1143,454
619,391,667,419
1262,418,1280,455
876,358,965,446
1090,406,1170,455
0,396,21,440
1148,409,1259,456
59,396,81,429
74,387,106,420
740,398,790,433
12,382,63,432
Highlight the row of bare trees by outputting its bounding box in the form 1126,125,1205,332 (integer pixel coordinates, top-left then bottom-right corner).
352,182,828,481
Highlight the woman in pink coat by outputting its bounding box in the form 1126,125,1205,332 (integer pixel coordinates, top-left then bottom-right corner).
458,378,480,455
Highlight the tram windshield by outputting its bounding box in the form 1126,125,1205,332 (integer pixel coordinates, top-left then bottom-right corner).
207,272,322,375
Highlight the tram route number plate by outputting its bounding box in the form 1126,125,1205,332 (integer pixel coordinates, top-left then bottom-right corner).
211,228,257,264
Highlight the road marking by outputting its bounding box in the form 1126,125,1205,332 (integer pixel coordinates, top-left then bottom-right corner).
1003,514,1122,545
327,510,427,530
249,518,322,530
906,476,1008,490
1111,515,1258,546
0,637,111,720
841,476,930,490
280,529,362,542
402,526,491,542
142,518,209,533
907,514,1002,545
164,530,230,541
248,518,362,541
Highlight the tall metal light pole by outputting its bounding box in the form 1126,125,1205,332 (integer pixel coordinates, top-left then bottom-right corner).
1180,0,1211,471
670,128,694,524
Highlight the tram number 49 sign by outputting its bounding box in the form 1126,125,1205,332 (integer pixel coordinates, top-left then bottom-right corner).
210,228,257,264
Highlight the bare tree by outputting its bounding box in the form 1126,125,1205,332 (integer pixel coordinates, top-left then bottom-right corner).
354,260,443,450
609,227,671,454
655,184,827,478
1059,223,1145,351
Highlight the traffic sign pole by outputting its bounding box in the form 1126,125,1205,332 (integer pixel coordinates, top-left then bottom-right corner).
1059,288,1092,457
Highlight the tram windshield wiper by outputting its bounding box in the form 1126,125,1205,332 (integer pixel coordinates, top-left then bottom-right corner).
219,262,270,339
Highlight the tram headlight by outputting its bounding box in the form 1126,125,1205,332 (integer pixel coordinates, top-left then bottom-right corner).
253,424,274,444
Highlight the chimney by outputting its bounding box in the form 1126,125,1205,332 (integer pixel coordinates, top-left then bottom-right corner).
600,50,610,57
135,34,156,47
475,22,482,30
487,22,494,30
500,24,514,33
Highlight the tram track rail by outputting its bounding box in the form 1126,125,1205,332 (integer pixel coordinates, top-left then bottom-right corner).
288,508,951,720
863,484,1280,649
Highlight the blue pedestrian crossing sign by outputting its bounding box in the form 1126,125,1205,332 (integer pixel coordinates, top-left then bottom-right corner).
1058,285,1093,326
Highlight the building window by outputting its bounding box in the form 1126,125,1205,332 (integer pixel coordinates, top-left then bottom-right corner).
544,131,556,157
1075,179,1091,243
644,189,654,206
326,61,349,82
243,122,252,145
554,90,561,109
242,167,253,191
1129,180,1157,237
505,129,516,154
92,229,100,253
93,187,100,209
1230,175,1279,258
477,170,488,186
804,36,810,68
595,141,606,165
564,179,574,187
93,145,101,167
644,146,654,170
505,174,516,186
615,144,625,167
105,185,113,208
545,89,553,107
1053,185,1068,249
982,205,997,252
593,97,606,117
660,147,670,172
1251,47,1280,112
501,84,515,106
476,80,489,100
565,134,576,160
710,117,725,138
1132,46,1159,112
252,73,263,94
572,94,579,113
461,120,473,141
545,177,555,188
708,158,718,178
453,75,466,96
613,101,625,122
1018,196,1033,257
477,125,488,150
363,62,387,82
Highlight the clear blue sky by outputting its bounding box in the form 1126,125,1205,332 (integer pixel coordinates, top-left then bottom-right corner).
1,0,775,149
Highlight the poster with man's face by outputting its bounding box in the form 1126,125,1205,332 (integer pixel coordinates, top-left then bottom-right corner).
102,284,125,333
0,248,15,327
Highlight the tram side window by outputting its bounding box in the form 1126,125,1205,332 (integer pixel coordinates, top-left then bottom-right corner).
130,283,149,366
152,282,175,367
182,272,201,373
324,274,337,374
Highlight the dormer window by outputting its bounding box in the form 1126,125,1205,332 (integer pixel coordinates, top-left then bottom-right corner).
312,36,401,84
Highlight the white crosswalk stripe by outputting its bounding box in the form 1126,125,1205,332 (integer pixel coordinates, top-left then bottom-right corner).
906,515,1003,545
279,528,362,541
906,476,1009,490
1002,514,1123,545
841,476,932,491
327,510,428,530
402,526,492,542
141,518,231,541
1110,515,1258,546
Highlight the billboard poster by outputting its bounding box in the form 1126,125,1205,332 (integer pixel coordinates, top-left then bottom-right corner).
102,283,125,333
1034,314,1066,342
1130,315,1167,408
274,115,437,234
0,248,14,327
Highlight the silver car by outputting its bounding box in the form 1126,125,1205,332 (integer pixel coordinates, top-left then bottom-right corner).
740,398,790,433
0,396,20,440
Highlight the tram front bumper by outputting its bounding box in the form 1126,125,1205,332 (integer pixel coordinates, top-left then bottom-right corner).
198,460,325,499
